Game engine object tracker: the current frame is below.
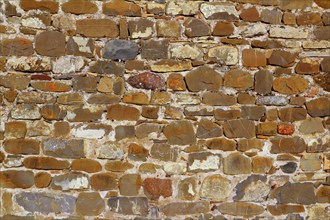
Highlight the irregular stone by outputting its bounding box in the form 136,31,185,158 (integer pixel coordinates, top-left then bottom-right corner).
150,143,178,162
97,142,124,160
297,13,322,25
52,172,89,190
167,73,186,91
0,170,34,188
305,97,330,117
185,66,222,92
105,161,134,172
237,138,264,152
240,23,268,37
166,1,200,16
97,77,114,93
184,18,210,37
52,56,84,75
7,56,52,72
115,126,135,140
102,0,141,16
103,39,139,61
35,172,52,188
206,137,236,151
202,92,236,106
224,69,253,90
268,50,297,67
295,58,320,75
43,139,85,159
177,177,197,200
135,123,161,138
90,60,124,76
31,81,71,92
5,121,26,138
41,105,66,120
273,77,308,94
23,156,70,170
270,136,306,153
141,106,159,119
128,143,148,161
257,96,289,106
268,205,305,216
234,175,269,201
224,152,252,174
201,2,239,20
171,44,202,60
214,108,240,120
90,173,118,190
143,178,172,200
278,107,307,122
277,123,295,135
241,106,266,120
300,154,322,171
123,92,149,105
4,139,39,155
107,104,140,121
217,202,264,217
200,175,231,201
128,72,165,90
213,21,234,36
0,74,30,90
76,192,104,216
275,182,316,205
223,119,256,138
254,70,273,95
62,0,98,14
72,76,98,93
270,25,308,39
252,156,273,174
188,152,221,172
163,120,196,145
119,174,141,196
0,38,33,56
156,20,181,38
128,18,153,39
160,201,209,216
35,31,65,56
196,119,223,139
314,73,330,92
11,104,41,120
151,59,192,72
240,6,260,22
141,39,169,60
15,192,75,214
208,45,238,65
147,2,165,15
164,162,186,175
257,122,277,135
107,197,148,216
67,36,94,57
20,0,59,13
316,186,330,203
299,118,324,134
57,93,84,105
242,49,267,67
314,26,330,40
261,9,282,24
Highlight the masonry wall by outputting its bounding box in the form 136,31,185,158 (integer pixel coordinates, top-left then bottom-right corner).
0,0,329,219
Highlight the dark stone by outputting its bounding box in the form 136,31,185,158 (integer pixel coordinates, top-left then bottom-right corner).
275,182,316,205
141,39,169,60
128,72,165,90
103,39,139,61
280,162,297,174
89,60,124,76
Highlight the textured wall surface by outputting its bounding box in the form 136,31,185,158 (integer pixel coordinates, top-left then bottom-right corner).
0,0,330,219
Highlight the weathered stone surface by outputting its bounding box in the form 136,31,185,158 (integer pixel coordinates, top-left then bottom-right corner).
224,152,252,174
278,107,307,122
157,20,181,38
128,72,165,90
35,31,65,56
184,18,210,37
196,119,223,139
188,152,220,172
305,97,330,117
43,139,85,159
208,46,238,65
76,192,104,216
41,105,66,120
270,136,306,153
185,66,222,92
5,121,26,138
167,73,186,91
128,143,149,161
240,23,268,37
241,106,266,120
0,38,33,56
23,156,69,170
201,2,239,20
141,39,169,60
177,177,197,200
11,104,41,120
240,6,260,22
53,56,84,75
314,73,330,92
300,154,322,171
268,204,305,216
115,125,135,140
7,56,51,72
20,0,59,13
268,50,297,67
252,156,273,174
71,159,102,173
213,21,234,36
52,172,89,190
103,0,141,16
72,76,98,93
171,44,202,60
160,201,209,216
4,139,39,155
275,182,316,205
35,172,52,188
277,123,295,135
257,96,289,106
202,92,237,106
234,175,269,202
206,137,236,151
108,197,148,216
105,161,133,172
90,173,118,190
314,26,330,40
0,170,34,188
62,0,98,15
128,18,153,39
90,60,124,76
273,77,308,94
143,178,172,200
254,70,273,95
242,49,267,67
217,202,264,217
200,175,231,201
103,39,139,60
299,118,324,134
67,36,94,57
151,59,192,72
0,74,30,90
31,81,71,92
270,26,308,39
97,142,124,160
214,108,240,120
163,120,196,145
224,69,253,90
166,1,200,15
119,174,141,196
150,143,178,162
261,9,282,24
224,119,255,138
107,104,140,121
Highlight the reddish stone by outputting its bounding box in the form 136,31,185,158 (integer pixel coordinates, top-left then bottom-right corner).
31,81,71,92
278,123,295,135
31,75,52,81
143,178,172,200
102,0,141,16
128,72,165,90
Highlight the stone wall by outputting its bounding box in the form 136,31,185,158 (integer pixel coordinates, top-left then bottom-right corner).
0,0,329,219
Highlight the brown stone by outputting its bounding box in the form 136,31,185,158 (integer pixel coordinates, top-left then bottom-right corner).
0,38,33,56
268,50,297,67
213,22,234,36
105,161,134,172
31,81,71,92
151,59,192,72
240,7,260,22
23,156,70,170
4,90,18,102
296,58,320,74
123,92,149,105
5,121,26,138
268,204,305,215
278,123,295,135
128,72,165,90
151,91,170,104
261,9,282,24
125,60,145,71
128,18,154,39
314,26,330,40
96,77,113,93
87,94,120,105
202,92,237,106
102,0,141,16
115,125,135,140
217,202,264,217
71,159,102,173
54,122,70,138
20,0,59,13
34,172,52,188
241,106,266,120
254,69,273,95
224,69,254,90
43,139,85,159
252,156,273,174
107,104,140,121
270,136,306,153
4,139,39,155
160,201,209,216
185,65,222,92
257,122,277,136
200,175,231,201
177,177,197,200
305,97,330,117
297,13,322,25
275,182,316,205
141,39,169,60
76,192,105,216
238,93,256,104
273,76,309,94
119,174,141,196
0,74,30,90
143,178,172,200
196,119,223,139
35,31,65,57
66,106,103,122
323,12,330,25
140,106,158,119
316,186,330,203
62,0,98,14
206,137,236,151
156,20,181,38
76,19,118,38
128,143,149,161
224,119,255,138
283,12,296,25
0,170,34,188
150,143,178,162
224,152,252,174
167,73,186,91
242,49,267,67
107,197,149,216
278,107,307,122
314,73,330,92
184,18,210,37
163,120,196,145
214,108,240,120
315,0,330,8
188,152,221,172
72,76,98,93
237,138,264,152
90,173,118,190
277,0,313,10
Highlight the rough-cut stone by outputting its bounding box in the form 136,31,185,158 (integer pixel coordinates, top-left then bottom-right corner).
67,36,94,57
206,137,236,151
151,59,192,72
4,139,39,155
90,60,124,76
71,159,102,173
214,108,240,120
160,201,209,216
76,192,104,216
15,192,75,214
275,182,316,205
103,39,139,60
105,161,133,172
0,38,33,56
62,0,98,15
41,105,66,120
0,74,30,90
115,126,135,140
270,136,306,153
34,172,52,188
166,1,200,15
240,7,260,22
188,152,221,172
7,56,51,72
314,26,330,40
257,96,289,106
184,18,210,37
273,77,308,94
177,177,197,200
200,175,231,201
300,154,322,171
196,119,223,139
128,72,165,90
163,120,196,145
171,44,202,60
268,50,297,67
278,107,307,122
103,0,141,16
119,174,141,196
97,142,124,160
157,20,181,38
234,175,269,201
224,69,253,90
242,49,267,67
107,104,140,121
224,152,252,174
185,66,222,92
167,73,186,91
268,204,305,216
261,9,282,24
23,156,70,170
53,57,84,75
213,22,234,36
305,97,330,117
141,39,169,60
270,26,308,39
11,104,41,120
128,143,148,161
208,46,238,65
35,31,65,57
201,2,239,20
90,173,118,190
252,156,273,174
202,92,237,106
224,119,255,138
128,18,154,39
20,0,59,13
296,58,320,75
217,202,264,217
150,143,178,162
254,70,273,95
52,172,89,190
0,170,34,188
241,106,266,120
299,118,324,134
107,197,148,216
5,121,26,138
143,178,172,200
43,139,85,159
31,81,71,92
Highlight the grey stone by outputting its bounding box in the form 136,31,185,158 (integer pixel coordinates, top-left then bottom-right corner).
108,197,149,216
234,175,269,202
280,162,297,174
51,172,89,190
103,39,139,61
43,139,85,159
257,96,289,106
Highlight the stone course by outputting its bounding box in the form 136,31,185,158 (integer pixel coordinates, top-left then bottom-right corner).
0,0,329,219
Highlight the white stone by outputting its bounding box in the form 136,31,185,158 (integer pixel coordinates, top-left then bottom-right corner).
71,37,92,54
270,25,308,39
7,56,52,72
164,162,187,175
208,45,238,65
200,3,238,19
27,120,51,137
131,27,153,39
11,104,41,120
73,126,105,139
303,40,330,49
200,175,231,201
97,142,124,159
241,180,270,202
240,23,268,37
176,93,200,105
189,155,220,171
53,56,84,74
166,1,200,16
54,176,89,190
171,45,203,60
21,17,46,29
